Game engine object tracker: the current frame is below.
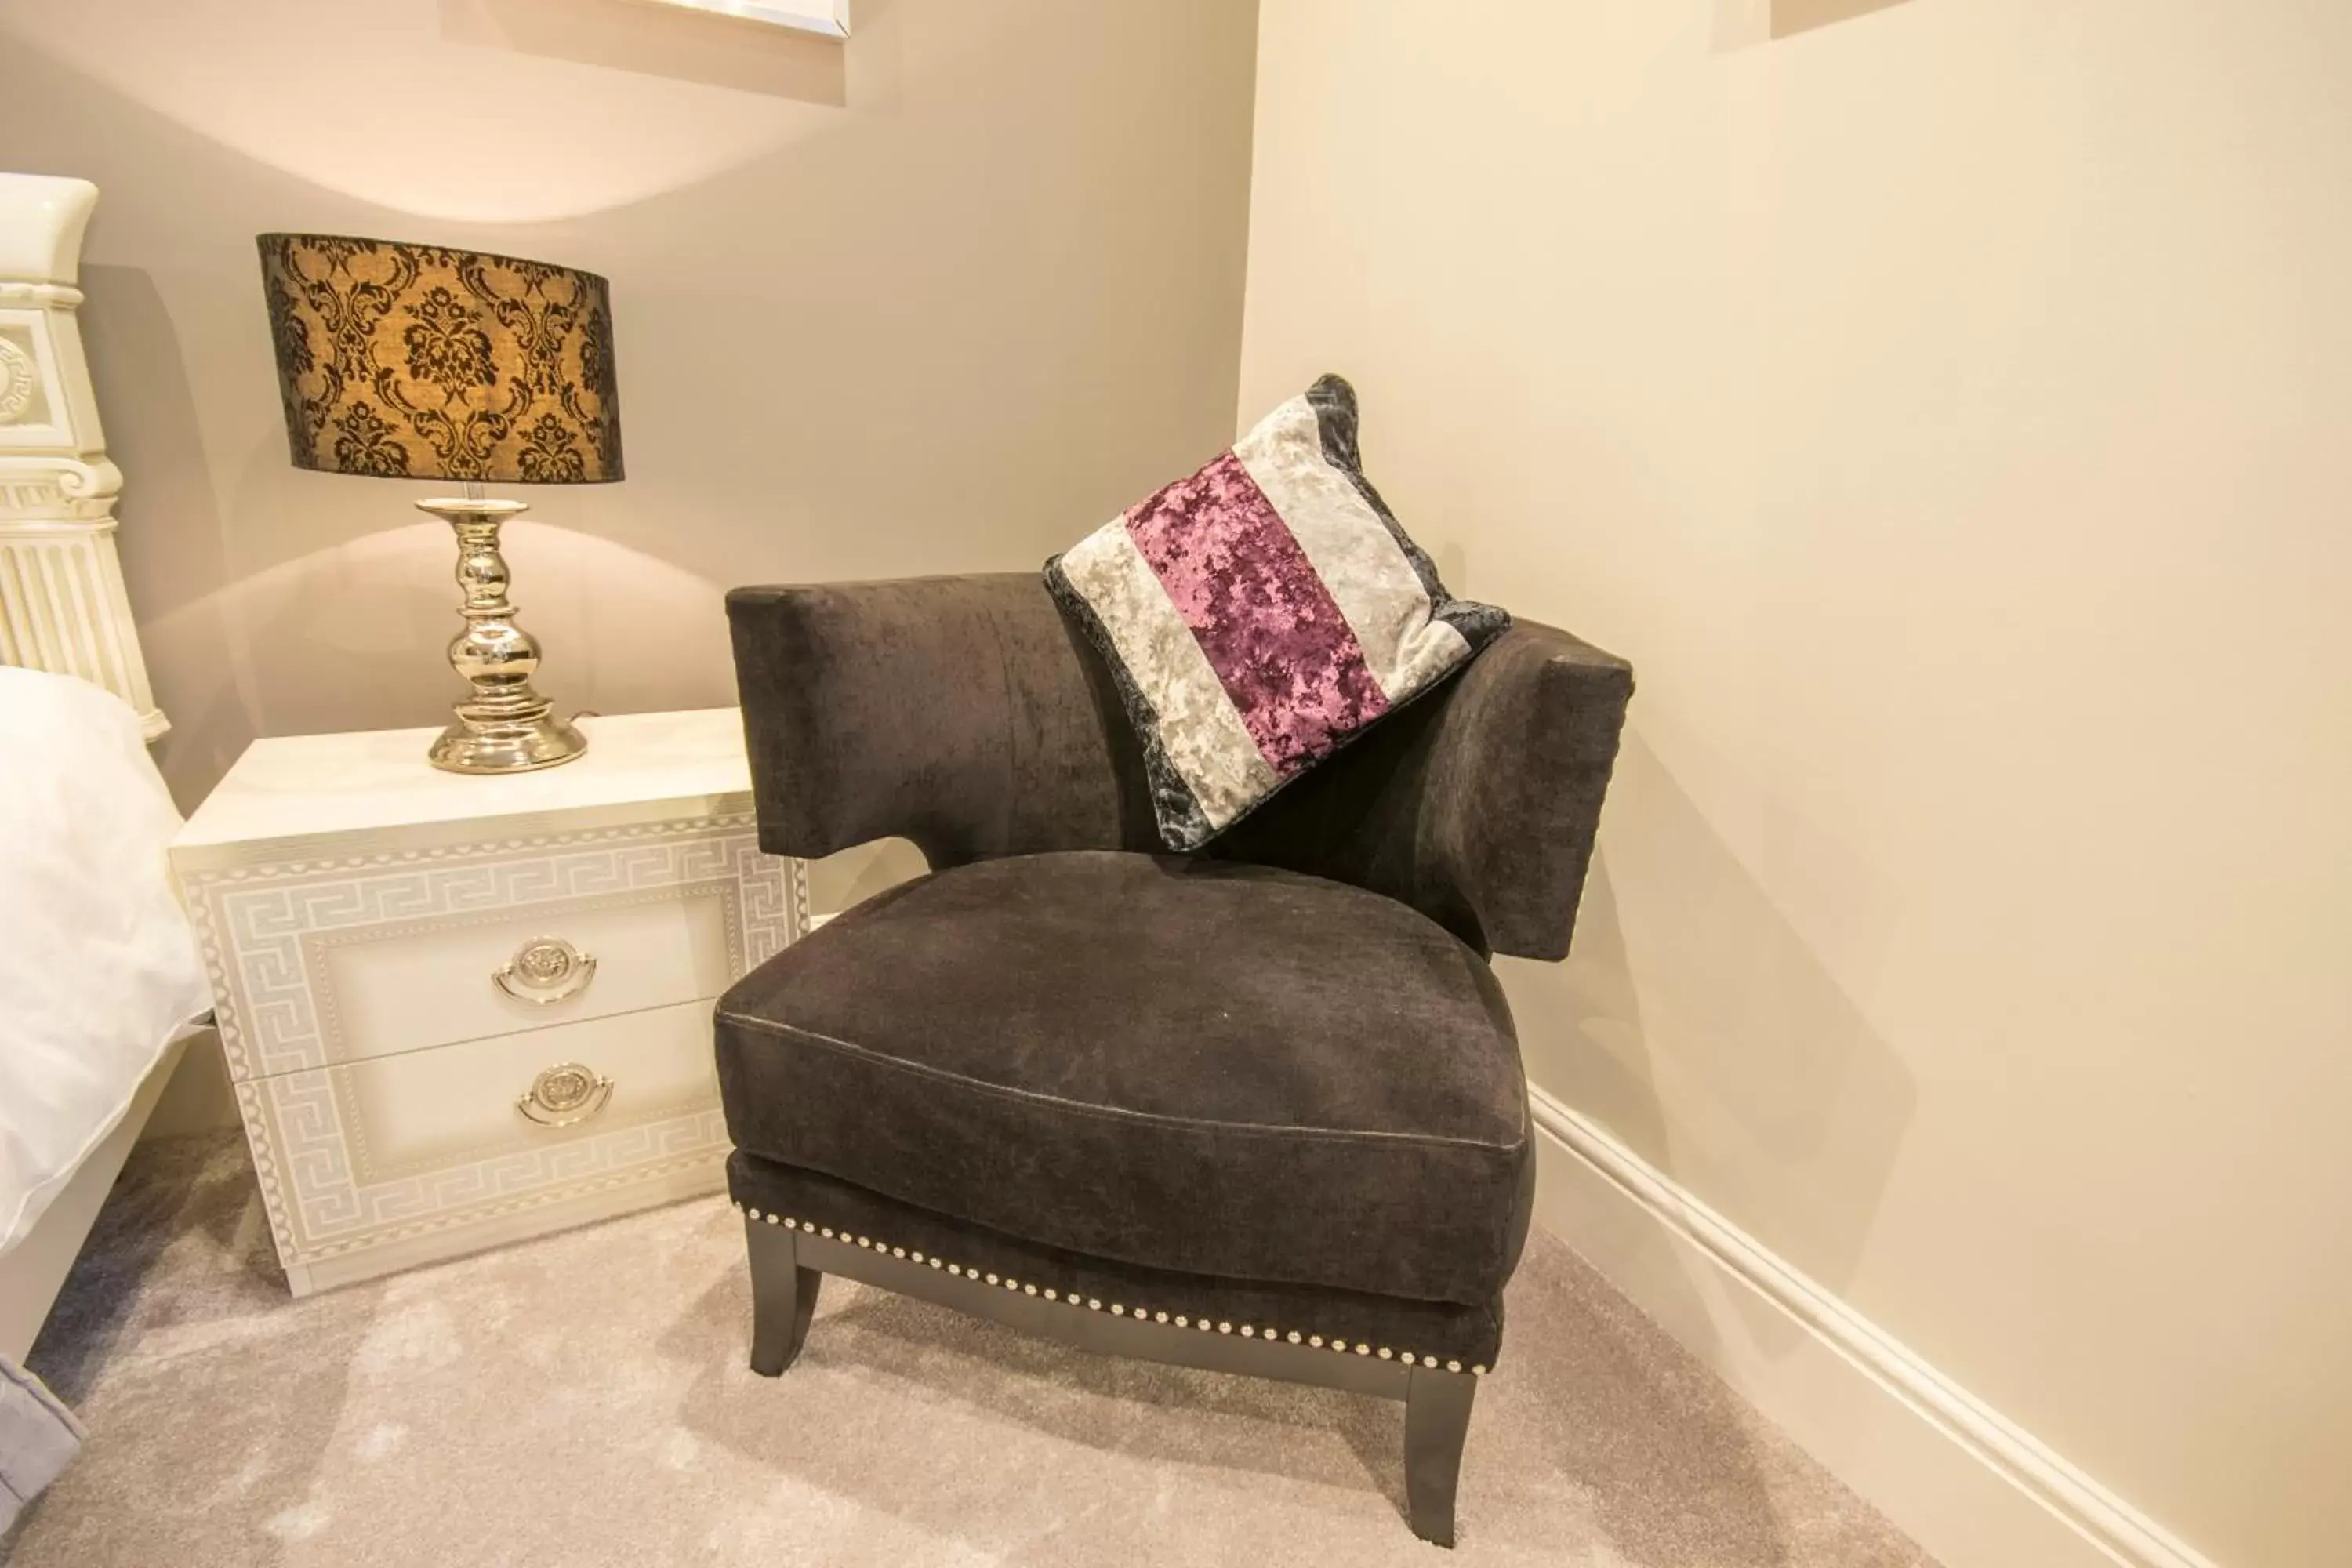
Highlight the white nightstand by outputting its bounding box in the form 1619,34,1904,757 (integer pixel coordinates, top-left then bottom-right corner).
171,709,808,1296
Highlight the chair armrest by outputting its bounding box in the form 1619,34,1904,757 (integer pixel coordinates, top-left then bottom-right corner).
1213,620,1633,960
1417,623,1634,960
725,573,1153,868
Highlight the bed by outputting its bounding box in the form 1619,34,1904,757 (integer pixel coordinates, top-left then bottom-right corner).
0,1044,191,1364
0,666,209,1366
1,174,201,1530
0,662,208,1531
2,172,195,1399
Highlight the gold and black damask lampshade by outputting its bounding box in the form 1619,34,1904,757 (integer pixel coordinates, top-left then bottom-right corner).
257,234,624,774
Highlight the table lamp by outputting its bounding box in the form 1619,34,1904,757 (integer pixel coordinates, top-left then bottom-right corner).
256,234,623,773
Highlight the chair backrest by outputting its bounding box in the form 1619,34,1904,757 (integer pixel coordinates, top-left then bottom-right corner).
728,572,1632,960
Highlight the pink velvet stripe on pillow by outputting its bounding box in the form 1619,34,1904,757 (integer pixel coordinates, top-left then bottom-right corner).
1122,451,1392,776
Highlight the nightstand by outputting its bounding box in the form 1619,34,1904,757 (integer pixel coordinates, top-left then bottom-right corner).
170,709,808,1296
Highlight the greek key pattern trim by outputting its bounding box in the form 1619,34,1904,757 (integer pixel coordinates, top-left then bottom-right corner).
183,815,808,1081
241,1068,726,1264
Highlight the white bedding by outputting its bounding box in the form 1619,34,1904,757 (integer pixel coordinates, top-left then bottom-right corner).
0,667,210,1258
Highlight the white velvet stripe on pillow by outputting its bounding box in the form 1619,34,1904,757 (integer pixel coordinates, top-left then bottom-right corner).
1228,394,1469,703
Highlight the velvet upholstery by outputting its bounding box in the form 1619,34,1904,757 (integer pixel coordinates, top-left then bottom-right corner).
726,1153,1512,1368
720,570,1632,1519
726,573,1632,959
717,851,1534,1307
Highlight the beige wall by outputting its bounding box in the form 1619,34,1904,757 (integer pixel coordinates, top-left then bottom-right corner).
3,0,1254,1136
0,0,1258,822
1240,3,2350,1566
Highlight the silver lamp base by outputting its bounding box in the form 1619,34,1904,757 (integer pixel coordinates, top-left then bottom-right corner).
416,494,588,775
427,710,589,775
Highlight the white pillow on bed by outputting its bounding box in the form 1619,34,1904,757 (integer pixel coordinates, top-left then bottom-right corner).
0,668,211,1258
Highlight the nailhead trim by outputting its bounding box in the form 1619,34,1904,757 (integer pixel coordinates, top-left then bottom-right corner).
732,1200,1483,1375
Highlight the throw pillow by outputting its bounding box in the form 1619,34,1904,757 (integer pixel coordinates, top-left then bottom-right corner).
1045,374,1508,850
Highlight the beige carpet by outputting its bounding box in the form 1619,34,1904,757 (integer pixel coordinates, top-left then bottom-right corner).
3,1136,1936,1567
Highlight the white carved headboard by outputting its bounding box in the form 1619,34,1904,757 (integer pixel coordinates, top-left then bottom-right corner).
0,173,165,740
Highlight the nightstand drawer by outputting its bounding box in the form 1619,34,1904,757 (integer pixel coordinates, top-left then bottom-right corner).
182,815,806,1081
238,1000,729,1286
319,890,735,1062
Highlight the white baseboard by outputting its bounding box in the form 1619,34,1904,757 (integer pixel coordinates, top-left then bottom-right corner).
1526,1085,2219,1568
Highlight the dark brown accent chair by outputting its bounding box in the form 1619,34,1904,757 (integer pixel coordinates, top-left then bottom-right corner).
718,572,1631,1547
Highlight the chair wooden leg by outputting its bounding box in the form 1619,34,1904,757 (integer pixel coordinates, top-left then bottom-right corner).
1403,1363,1478,1548
746,1217,822,1377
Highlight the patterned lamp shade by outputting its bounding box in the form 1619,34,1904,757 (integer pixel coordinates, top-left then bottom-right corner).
257,234,622,485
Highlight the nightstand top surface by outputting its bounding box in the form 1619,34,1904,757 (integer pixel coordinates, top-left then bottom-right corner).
175,708,752,851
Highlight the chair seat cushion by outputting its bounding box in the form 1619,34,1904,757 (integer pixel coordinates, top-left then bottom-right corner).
715,851,1531,1306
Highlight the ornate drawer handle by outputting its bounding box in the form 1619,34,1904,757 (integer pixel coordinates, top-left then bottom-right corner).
494,936,597,1004
517,1062,613,1128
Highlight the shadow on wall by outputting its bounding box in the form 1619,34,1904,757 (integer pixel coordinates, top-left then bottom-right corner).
9,0,1258,813
1513,725,1918,1305
437,0,851,105
1712,0,1916,50
71,262,249,793
1,0,866,225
